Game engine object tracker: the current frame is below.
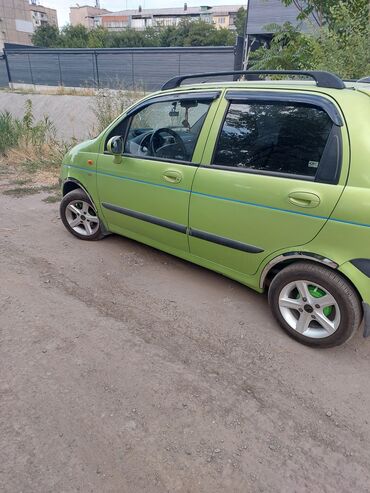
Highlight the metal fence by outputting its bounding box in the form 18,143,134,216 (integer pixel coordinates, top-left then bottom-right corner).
3,46,238,91
0,56,9,86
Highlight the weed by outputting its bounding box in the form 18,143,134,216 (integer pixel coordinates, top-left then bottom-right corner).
42,193,61,203
2,182,59,198
9,178,33,186
3,186,40,197
90,84,145,135
0,99,71,174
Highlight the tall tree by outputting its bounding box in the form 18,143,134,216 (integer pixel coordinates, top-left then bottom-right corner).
60,25,90,48
234,7,247,36
31,24,60,47
282,0,369,28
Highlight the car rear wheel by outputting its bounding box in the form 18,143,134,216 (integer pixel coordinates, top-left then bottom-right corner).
268,262,362,347
60,189,104,241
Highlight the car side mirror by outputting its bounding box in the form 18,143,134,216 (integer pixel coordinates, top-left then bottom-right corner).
107,136,123,164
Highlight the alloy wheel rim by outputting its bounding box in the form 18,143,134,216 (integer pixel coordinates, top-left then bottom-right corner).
65,200,99,236
278,280,341,339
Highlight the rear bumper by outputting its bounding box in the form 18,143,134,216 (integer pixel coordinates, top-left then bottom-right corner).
363,302,370,338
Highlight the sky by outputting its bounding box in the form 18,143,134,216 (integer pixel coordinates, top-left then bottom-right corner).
39,0,247,28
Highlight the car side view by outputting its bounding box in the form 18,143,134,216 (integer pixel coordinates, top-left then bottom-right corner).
59,70,370,348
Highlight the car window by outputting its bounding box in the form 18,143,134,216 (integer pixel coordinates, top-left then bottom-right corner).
213,102,333,178
123,99,211,162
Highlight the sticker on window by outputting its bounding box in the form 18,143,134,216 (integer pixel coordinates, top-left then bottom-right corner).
308,161,319,168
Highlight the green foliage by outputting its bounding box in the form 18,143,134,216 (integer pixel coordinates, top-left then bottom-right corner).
281,0,369,28
234,7,247,36
250,1,370,79
159,20,235,47
0,100,67,172
59,24,90,48
0,99,53,154
31,24,60,47
0,111,23,154
31,19,235,49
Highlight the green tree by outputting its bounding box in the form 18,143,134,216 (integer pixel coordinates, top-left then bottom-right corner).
159,20,234,47
31,24,60,47
32,19,235,49
60,24,90,48
87,26,109,48
282,0,368,28
234,7,247,36
250,1,370,79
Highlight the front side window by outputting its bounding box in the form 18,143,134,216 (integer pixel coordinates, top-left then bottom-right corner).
123,99,212,162
213,102,333,178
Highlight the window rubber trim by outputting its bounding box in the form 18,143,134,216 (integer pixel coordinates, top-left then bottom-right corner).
105,91,220,164
209,96,342,184
125,91,221,118
225,91,343,127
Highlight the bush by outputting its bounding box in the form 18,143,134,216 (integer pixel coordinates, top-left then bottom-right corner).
250,1,370,80
0,99,69,171
32,20,236,48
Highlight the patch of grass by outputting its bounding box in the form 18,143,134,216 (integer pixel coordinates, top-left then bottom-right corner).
39,183,60,192
42,193,61,203
3,186,40,197
0,99,72,175
9,177,33,186
2,182,60,198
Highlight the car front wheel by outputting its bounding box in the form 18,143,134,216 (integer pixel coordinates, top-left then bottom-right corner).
60,189,104,241
268,262,362,348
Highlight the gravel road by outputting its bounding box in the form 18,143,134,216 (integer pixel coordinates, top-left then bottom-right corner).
1,189,370,493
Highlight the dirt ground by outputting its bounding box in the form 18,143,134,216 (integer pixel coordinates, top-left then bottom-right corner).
1,176,370,492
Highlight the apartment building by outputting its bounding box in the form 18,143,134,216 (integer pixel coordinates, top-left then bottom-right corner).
0,1,58,50
28,0,58,29
69,5,111,29
72,4,245,31
0,0,33,49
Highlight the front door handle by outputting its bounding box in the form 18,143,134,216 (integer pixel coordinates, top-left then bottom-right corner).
163,170,182,184
288,191,321,208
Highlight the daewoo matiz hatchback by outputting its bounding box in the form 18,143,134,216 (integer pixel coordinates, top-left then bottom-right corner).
60,70,370,348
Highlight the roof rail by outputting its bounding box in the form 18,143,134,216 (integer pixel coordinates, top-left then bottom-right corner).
161,70,345,91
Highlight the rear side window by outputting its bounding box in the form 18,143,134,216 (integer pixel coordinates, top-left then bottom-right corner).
213,102,333,179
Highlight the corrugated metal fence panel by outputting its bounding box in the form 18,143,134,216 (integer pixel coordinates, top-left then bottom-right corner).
0,58,8,86
59,54,96,87
6,53,31,83
96,52,134,88
179,51,235,85
28,53,61,85
4,47,236,89
246,0,315,34
133,52,181,91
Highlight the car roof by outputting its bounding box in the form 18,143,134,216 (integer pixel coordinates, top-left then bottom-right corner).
159,79,370,98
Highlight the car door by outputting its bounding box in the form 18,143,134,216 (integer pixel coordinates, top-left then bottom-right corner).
189,90,348,276
96,91,220,255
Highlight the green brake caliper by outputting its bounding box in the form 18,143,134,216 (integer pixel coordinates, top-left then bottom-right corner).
295,285,333,317
308,285,332,317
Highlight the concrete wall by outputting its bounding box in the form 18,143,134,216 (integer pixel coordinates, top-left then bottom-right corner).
0,91,96,140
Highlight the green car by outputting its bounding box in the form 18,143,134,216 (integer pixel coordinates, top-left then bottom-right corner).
59,70,370,348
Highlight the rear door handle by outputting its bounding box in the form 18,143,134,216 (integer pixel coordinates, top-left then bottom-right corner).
288,191,321,208
163,170,182,184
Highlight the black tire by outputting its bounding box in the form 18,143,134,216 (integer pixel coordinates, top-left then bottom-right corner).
60,189,104,241
268,261,362,348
